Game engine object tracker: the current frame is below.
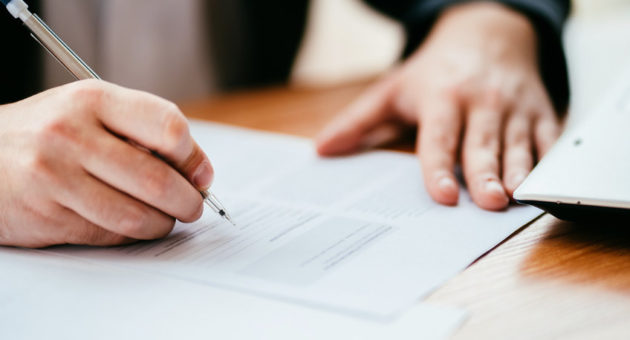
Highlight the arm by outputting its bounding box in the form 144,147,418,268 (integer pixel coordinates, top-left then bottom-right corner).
317,1,570,210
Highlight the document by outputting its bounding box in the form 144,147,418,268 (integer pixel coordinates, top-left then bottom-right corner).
1,248,466,340
47,121,541,317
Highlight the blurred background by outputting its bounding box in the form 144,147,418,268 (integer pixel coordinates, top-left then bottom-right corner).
5,0,630,118
290,0,403,87
563,0,630,124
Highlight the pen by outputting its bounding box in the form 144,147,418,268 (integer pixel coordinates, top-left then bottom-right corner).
2,0,235,226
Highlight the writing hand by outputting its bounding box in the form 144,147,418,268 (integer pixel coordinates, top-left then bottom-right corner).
0,80,213,247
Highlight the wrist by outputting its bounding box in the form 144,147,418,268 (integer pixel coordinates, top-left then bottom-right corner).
425,2,538,67
438,2,534,37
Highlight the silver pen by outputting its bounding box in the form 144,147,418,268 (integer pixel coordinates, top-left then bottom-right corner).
2,0,235,225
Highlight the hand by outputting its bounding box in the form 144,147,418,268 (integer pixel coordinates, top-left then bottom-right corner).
0,80,214,248
316,2,561,211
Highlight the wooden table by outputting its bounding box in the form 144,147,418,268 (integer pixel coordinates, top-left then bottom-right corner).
180,83,630,340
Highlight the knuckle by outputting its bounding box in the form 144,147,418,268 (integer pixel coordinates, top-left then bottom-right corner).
97,231,130,246
430,129,458,153
540,103,558,119
70,225,103,245
536,118,560,138
117,206,150,238
154,218,176,239
443,83,460,96
37,115,84,149
462,145,499,173
36,201,60,219
73,223,129,246
437,84,461,102
506,133,528,148
180,201,203,223
161,103,189,153
24,152,59,187
91,137,118,164
477,87,507,111
504,146,531,164
505,123,530,146
471,128,499,150
66,79,106,111
140,163,174,200
25,148,49,172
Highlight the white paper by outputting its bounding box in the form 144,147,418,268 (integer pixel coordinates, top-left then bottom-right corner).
46,121,541,317
0,248,466,340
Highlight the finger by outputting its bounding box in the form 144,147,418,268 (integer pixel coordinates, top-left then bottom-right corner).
462,106,509,211
54,206,136,246
417,95,462,206
56,172,177,240
76,80,214,189
316,78,397,155
0,203,133,248
81,130,204,222
357,122,410,150
502,113,534,197
534,113,561,160
180,140,214,190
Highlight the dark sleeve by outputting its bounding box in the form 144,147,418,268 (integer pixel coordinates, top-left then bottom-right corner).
206,0,309,91
0,0,43,104
363,0,571,114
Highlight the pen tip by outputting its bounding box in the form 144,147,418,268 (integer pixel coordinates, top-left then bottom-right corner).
227,216,236,226
221,211,236,226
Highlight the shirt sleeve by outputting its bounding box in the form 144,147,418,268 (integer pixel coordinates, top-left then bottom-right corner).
363,0,571,114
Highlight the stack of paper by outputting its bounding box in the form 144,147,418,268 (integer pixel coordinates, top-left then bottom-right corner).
1,121,541,339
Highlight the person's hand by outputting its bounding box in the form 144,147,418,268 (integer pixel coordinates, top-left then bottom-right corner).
316,2,561,211
0,80,214,248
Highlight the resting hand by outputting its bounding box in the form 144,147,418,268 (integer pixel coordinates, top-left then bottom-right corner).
316,2,561,211
0,80,213,247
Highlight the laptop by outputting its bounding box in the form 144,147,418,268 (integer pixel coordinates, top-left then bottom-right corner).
513,67,630,221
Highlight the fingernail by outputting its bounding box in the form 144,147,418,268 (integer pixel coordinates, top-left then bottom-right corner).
484,180,506,197
193,161,213,189
438,176,457,193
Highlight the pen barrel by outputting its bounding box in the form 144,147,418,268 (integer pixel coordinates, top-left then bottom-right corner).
24,14,99,80
201,190,225,215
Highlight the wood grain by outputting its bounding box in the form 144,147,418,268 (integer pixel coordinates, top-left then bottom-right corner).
179,83,630,340
180,83,369,138
427,214,630,340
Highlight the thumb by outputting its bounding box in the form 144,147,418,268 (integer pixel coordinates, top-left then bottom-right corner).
316,77,398,156
174,140,214,190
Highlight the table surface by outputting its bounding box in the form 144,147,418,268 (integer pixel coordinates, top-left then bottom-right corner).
180,83,630,340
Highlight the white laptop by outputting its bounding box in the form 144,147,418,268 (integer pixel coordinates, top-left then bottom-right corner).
514,67,630,221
